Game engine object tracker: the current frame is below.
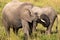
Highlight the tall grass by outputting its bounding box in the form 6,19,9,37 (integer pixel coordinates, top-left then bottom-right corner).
0,0,60,40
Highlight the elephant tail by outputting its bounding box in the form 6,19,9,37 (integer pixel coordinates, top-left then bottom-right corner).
56,15,58,33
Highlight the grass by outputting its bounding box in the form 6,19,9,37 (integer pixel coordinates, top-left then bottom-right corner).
0,0,60,40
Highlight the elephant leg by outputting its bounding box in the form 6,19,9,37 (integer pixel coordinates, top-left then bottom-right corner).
13,27,19,35
33,21,36,33
5,26,10,36
21,19,30,40
32,20,37,36
46,17,56,34
28,22,33,36
46,23,52,34
3,20,10,36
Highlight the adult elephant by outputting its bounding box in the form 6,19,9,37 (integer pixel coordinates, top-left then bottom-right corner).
31,6,58,34
2,0,22,35
2,0,34,40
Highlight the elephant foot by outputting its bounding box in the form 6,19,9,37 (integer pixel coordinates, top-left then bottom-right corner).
24,33,28,40
24,33,31,40
32,32,37,38
24,36,31,40
45,30,51,35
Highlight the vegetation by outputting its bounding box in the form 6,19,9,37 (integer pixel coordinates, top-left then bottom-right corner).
0,0,60,40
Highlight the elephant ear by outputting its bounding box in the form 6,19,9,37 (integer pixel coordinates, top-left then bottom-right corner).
20,9,32,22
19,3,33,22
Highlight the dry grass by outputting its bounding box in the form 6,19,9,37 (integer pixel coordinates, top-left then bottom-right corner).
0,0,60,40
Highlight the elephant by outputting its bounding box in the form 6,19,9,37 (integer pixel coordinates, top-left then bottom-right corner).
2,0,34,40
42,7,58,34
31,6,58,34
2,0,24,35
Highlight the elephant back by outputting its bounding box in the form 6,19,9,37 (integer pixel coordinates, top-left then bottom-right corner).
2,1,24,28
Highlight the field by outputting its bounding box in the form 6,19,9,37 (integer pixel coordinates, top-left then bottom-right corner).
0,0,60,40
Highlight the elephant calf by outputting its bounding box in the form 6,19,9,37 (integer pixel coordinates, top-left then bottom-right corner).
42,7,58,34
32,6,58,34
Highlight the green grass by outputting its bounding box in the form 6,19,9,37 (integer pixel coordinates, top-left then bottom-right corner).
0,0,60,40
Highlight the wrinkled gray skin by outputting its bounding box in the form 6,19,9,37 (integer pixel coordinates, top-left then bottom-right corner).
31,6,58,34
2,1,34,40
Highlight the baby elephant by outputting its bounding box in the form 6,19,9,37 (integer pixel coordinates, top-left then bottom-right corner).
42,7,58,34
32,6,58,34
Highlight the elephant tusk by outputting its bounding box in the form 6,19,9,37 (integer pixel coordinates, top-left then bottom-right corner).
41,19,45,23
